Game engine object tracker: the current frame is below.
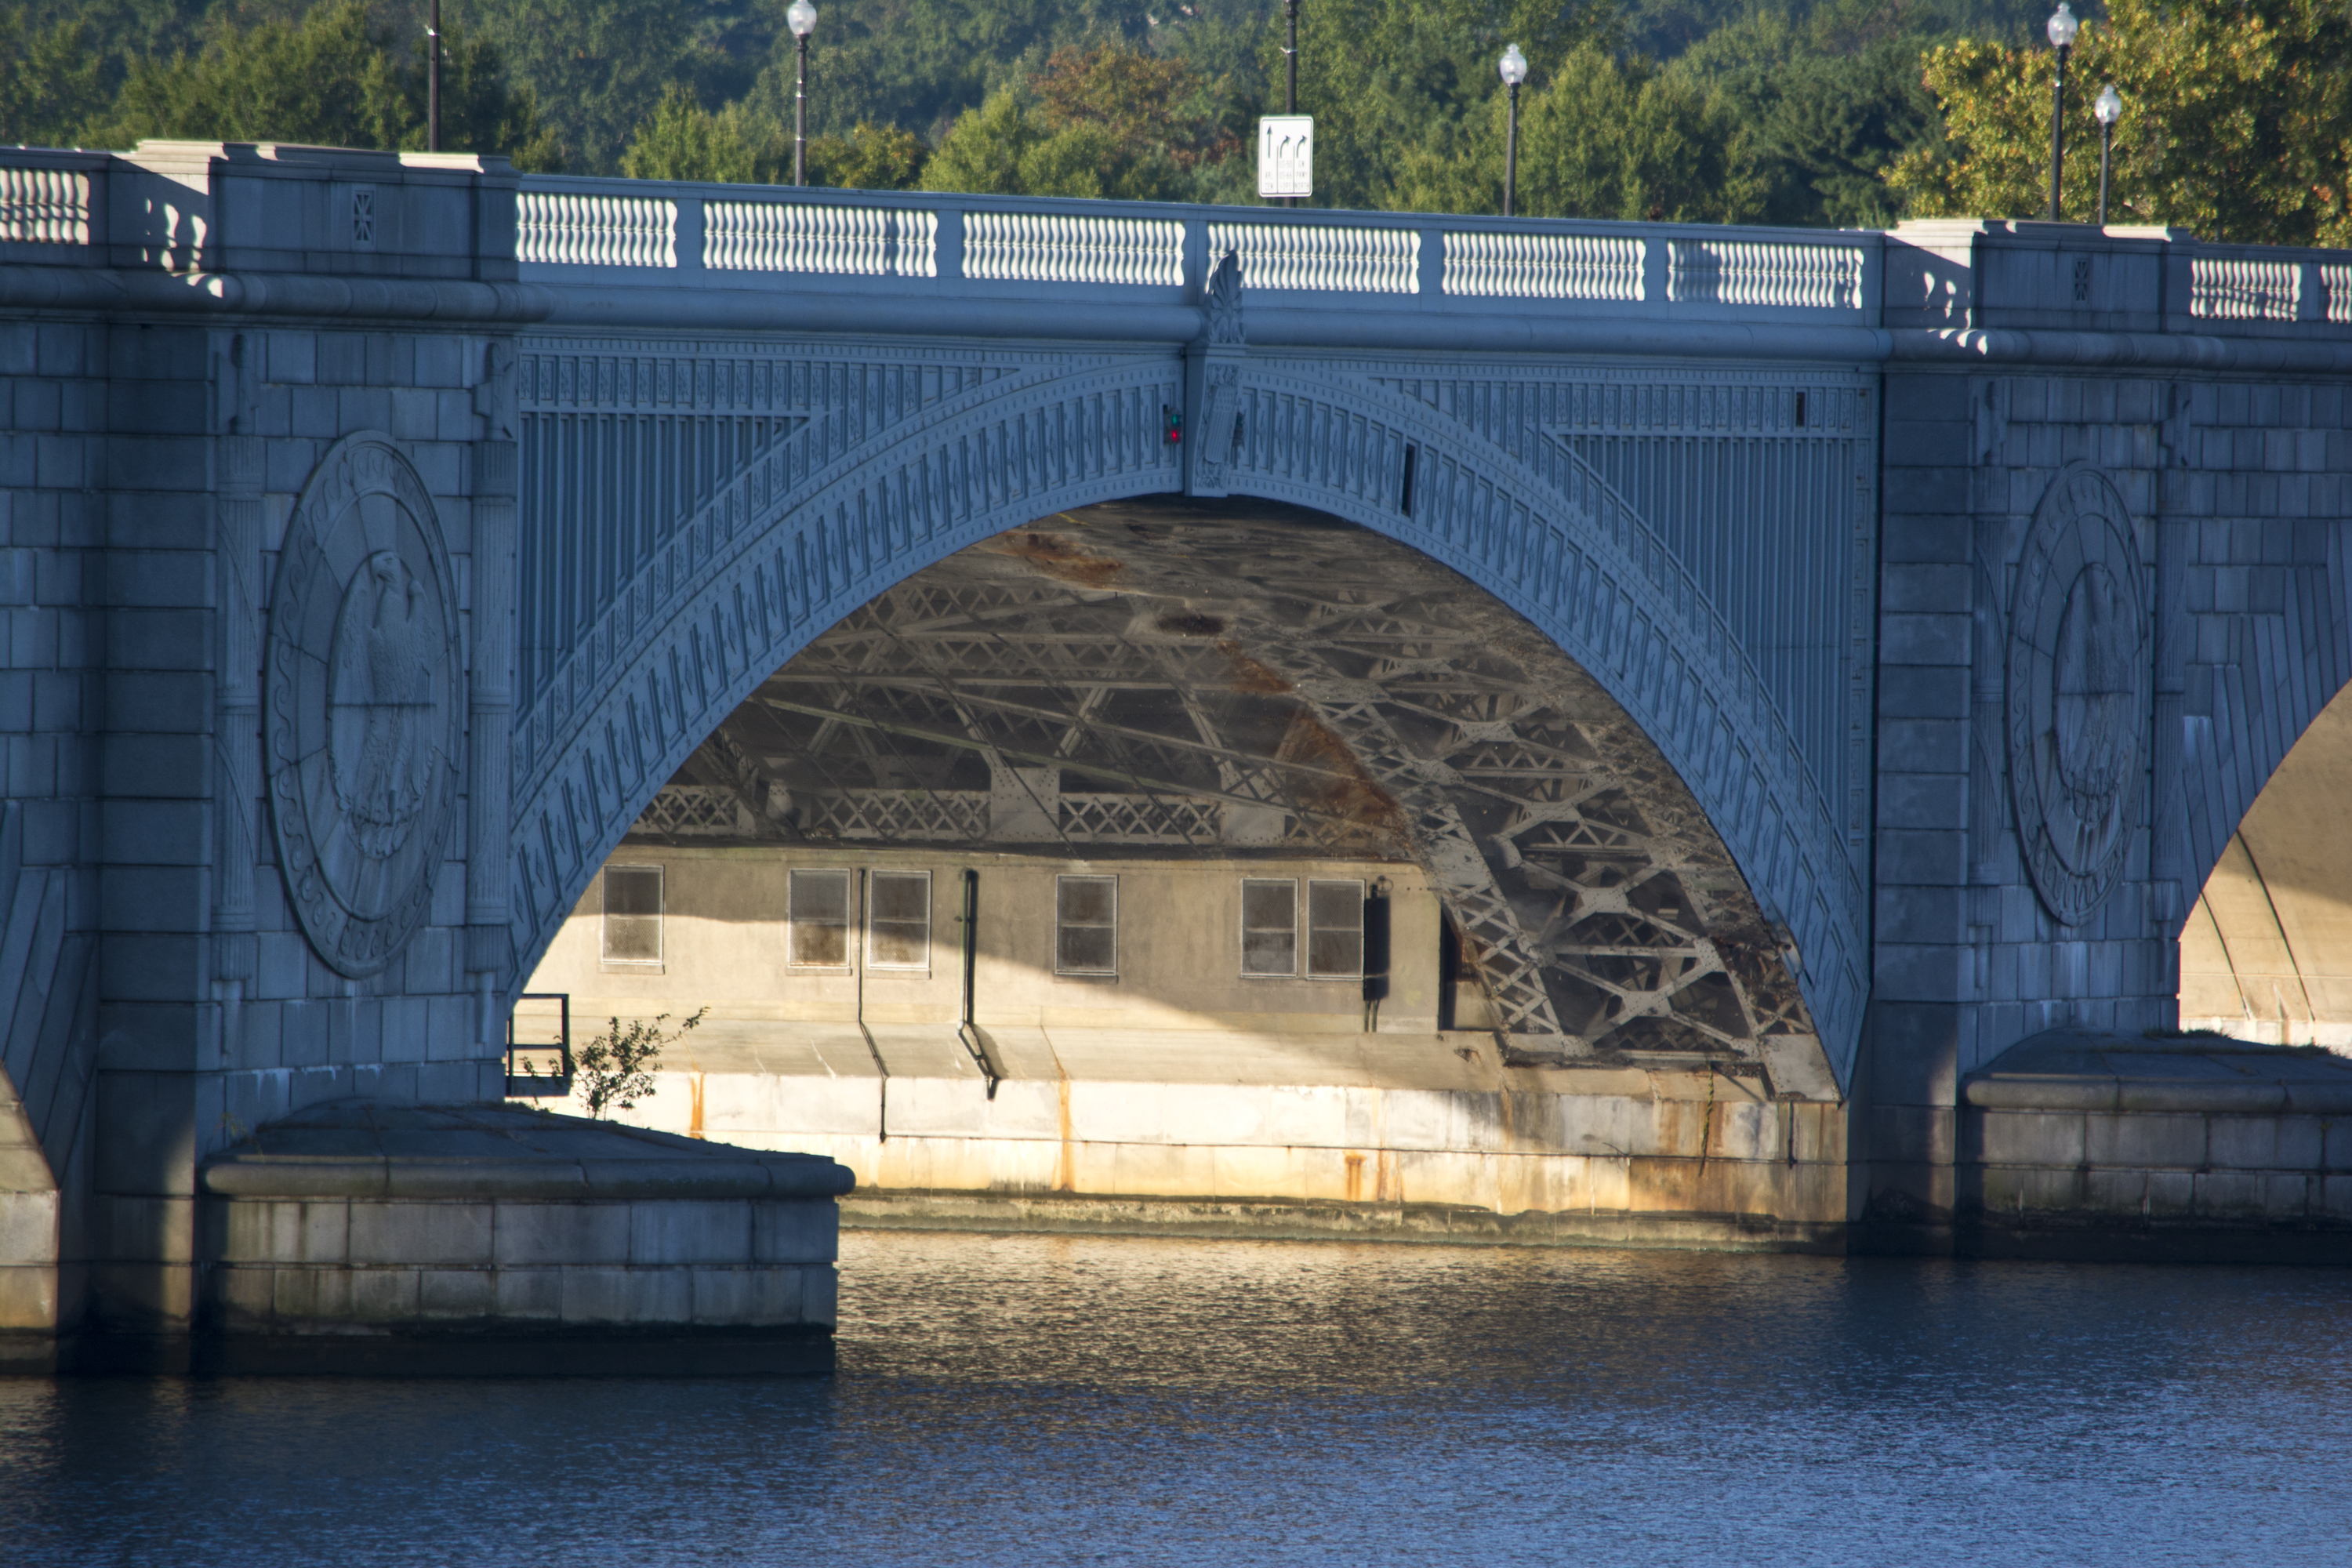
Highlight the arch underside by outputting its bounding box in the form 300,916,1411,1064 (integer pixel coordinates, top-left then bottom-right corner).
2180,676,2352,1047
507,339,1870,1085
640,499,1818,1074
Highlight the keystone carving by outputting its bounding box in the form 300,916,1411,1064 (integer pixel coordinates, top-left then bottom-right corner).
265,433,465,977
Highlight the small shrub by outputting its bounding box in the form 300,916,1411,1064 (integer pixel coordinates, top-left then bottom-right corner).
575,1007,706,1120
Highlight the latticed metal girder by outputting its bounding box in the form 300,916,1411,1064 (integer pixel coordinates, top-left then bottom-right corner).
630,503,1817,1069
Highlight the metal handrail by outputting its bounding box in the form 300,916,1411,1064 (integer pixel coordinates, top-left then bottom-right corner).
505,992,572,1092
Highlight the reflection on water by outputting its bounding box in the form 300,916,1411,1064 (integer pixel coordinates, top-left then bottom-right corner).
5,1232,2350,1565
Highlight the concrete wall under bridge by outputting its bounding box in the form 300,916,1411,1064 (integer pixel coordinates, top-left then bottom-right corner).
8,143,2352,1364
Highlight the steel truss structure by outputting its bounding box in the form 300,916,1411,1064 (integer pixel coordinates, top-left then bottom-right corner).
633,499,1816,1067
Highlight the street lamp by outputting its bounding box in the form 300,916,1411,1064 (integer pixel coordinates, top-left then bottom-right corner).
2094,82,2123,226
2045,2,2078,221
788,0,818,187
1498,44,1528,219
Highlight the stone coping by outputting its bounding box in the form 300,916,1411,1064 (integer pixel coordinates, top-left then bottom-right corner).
200,1101,855,1200
1960,1028,2352,1115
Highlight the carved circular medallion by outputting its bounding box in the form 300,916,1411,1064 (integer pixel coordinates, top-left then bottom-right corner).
2006,463,2149,927
266,434,463,977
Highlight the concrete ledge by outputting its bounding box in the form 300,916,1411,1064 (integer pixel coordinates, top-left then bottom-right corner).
198,1102,856,1200
1960,1029,2352,1115
161,1103,856,1361
841,1189,1850,1254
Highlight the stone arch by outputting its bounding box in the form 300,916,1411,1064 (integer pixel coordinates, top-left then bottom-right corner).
2172,521,2352,934
506,358,1867,1080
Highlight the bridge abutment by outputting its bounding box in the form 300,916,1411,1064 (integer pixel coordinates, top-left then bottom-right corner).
5,148,2352,1367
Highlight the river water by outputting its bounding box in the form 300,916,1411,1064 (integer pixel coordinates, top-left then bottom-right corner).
5,1230,2350,1565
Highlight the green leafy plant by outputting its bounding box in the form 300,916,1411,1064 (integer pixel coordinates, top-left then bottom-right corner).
575,1007,706,1120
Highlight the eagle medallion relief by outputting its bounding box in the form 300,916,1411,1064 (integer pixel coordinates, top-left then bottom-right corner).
266,433,465,977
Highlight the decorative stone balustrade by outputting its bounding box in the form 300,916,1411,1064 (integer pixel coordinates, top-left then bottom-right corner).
2,145,2350,343
0,166,89,246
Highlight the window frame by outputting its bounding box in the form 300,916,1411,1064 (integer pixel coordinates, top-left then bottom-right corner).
600,862,665,971
1238,876,1300,978
1305,877,1367,980
786,866,855,971
864,868,933,973
1054,873,1120,978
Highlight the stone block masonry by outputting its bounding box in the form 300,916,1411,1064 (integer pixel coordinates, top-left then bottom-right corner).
176,1102,851,1375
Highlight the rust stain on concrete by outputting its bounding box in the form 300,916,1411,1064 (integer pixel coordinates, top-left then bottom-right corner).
1054,1077,1076,1192
1214,637,1294,694
994,528,1125,590
1273,706,1411,848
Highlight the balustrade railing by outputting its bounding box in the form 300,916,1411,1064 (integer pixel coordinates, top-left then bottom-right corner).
1443,230,1643,301
0,165,91,247
2190,252,2302,322
3,144,2352,337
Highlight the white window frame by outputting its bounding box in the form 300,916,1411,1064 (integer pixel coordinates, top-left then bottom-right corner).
1239,876,1299,978
865,868,933,973
600,863,665,971
1306,877,1367,980
1054,873,1119,977
787,867,855,971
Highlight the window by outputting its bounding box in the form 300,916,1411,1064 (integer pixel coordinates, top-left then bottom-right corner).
1307,878,1365,978
789,868,851,968
1055,875,1118,976
866,870,931,971
1240,878,1298,976
601,864,663,967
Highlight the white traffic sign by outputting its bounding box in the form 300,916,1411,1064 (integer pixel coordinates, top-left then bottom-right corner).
1257,116,1312,200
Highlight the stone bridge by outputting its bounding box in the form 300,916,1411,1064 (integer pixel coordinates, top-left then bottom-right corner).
5,141,2352,1362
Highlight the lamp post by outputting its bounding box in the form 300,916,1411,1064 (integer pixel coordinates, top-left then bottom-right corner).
2094,82,2122,227
1282,0,1301,205
426,0,441,151
1498,44,1527,218
2045,2,2078,221
1283,0,1300,112
788,0,818,187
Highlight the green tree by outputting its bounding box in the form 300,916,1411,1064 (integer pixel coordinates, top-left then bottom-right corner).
1888,0,2352,243
463,0,757,174
1392,43,1761,220
0,9,111,146
808,122,930,189
83,0,558,166
1269,0,1623,210
621,82,782,181
924,42,1238,200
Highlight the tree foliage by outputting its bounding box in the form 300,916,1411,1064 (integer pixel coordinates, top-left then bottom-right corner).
24,0,2342,230
575,1007,705,1120
0,9,111,146
621,85,930,189
70,0,560,166
1393,42,1760,220
1889,0,2352,243
464,0,759,175
924,41,1240,200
